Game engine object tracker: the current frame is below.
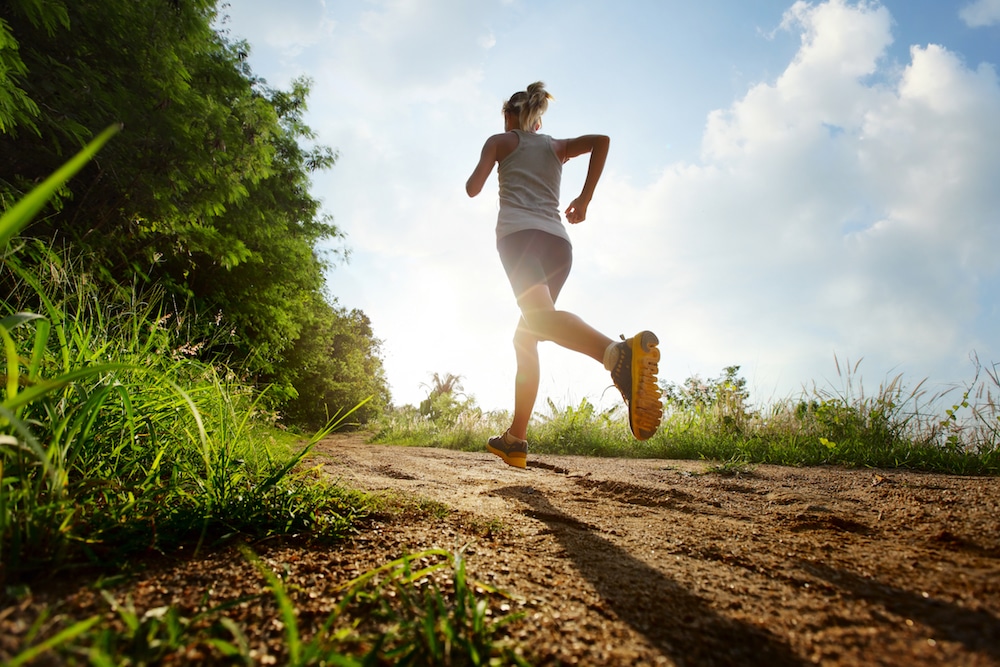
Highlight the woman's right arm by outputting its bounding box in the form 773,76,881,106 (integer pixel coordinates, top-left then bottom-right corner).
467,132,520,197
466,136,499,197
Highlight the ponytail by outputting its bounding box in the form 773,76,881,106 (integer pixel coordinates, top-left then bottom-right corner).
502,81,553,131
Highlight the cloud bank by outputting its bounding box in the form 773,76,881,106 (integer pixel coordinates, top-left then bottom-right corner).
543,0,1000,406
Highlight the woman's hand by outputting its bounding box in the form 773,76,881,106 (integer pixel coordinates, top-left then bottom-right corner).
565,196,590,224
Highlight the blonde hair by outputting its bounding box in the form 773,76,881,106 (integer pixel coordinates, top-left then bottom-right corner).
502,81,553,132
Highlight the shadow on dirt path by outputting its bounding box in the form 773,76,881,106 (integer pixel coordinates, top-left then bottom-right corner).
801,560,1000,660
496,484,805,666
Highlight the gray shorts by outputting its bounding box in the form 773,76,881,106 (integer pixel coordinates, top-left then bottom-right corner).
497,230,573,302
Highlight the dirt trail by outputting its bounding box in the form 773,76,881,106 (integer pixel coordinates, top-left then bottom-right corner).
314,434,1000,666
3,434,998,666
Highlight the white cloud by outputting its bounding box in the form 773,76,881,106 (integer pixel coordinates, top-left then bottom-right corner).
960,0,1000,27
220,0,335,57
566,0,1000,405
333,0,501,100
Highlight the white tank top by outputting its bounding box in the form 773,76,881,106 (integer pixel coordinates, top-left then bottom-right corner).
496,130,570,245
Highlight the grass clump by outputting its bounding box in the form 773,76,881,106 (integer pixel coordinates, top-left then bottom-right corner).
371,398,510,452
0,248,373,577
314,547,527,665
10,548,526,665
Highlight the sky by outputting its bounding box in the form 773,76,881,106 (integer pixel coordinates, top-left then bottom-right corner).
218,0,1000,415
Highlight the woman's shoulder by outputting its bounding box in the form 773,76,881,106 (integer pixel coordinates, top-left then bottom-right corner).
490,131,521,162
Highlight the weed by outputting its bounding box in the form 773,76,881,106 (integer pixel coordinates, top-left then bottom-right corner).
704,455,756,477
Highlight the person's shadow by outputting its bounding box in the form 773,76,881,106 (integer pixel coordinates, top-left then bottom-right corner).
800,559,1000,659
494,485,803,666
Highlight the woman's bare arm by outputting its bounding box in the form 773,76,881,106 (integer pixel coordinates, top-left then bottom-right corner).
560,134,610,223
466,136,498,197
466,132,520,197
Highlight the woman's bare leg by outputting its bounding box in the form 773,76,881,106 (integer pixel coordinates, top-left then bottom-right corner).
506,284,614,440
517,284,613,362
509,319,539,441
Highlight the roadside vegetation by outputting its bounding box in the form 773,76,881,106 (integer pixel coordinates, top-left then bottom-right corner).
373,363,1000,477
1,124,524,667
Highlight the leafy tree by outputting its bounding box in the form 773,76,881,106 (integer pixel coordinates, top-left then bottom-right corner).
0,0,276,267
280,302,391,431
0,0,391,426
0,1,54,139
169,76,343,374
418,373,471,424
661,365,753,434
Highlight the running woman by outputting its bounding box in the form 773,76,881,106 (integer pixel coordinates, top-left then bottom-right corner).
466,81,662,469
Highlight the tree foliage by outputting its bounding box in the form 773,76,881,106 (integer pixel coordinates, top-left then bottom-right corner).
0,0,390,425
418,373,472,425
281,302,390,431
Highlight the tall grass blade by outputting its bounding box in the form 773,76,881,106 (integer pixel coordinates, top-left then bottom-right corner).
257,396,373,494
1,363,131,412
6,616,100,667
242,546,302,664
0,405,57,485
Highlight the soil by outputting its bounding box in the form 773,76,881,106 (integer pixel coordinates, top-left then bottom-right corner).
4,433,1000,666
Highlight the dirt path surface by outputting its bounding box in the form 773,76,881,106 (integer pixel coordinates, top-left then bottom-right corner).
3,435,999,666
314,435,1000,666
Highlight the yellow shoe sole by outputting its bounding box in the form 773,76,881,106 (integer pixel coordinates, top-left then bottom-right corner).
629,331,663,441
488,443,527,469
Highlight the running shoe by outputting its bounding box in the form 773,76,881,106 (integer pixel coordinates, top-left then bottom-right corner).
610,331,663,440
488,430,528,468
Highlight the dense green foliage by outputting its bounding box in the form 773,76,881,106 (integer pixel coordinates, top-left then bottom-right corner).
0,245,372,577
0,0,389,424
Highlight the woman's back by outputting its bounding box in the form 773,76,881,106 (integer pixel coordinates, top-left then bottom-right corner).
496,130,567,243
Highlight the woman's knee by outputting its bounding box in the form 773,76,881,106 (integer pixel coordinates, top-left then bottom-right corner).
523,309,564,340
513,325,536,349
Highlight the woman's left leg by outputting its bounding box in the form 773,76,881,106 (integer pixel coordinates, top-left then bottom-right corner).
509,318,539,441
506,283,614,441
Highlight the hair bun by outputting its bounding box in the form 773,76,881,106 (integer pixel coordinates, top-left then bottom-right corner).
504,82,553,131
526,81,552,102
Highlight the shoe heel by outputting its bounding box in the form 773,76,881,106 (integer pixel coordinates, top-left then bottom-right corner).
636,330,659,353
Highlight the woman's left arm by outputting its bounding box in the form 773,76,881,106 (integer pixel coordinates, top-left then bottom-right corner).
562,134,610,224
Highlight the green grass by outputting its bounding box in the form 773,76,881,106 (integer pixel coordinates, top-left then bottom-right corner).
9,548,526,665
0,249,372,575
372,361,1000,476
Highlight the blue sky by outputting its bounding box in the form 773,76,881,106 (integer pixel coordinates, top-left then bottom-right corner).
219,0,1000,413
